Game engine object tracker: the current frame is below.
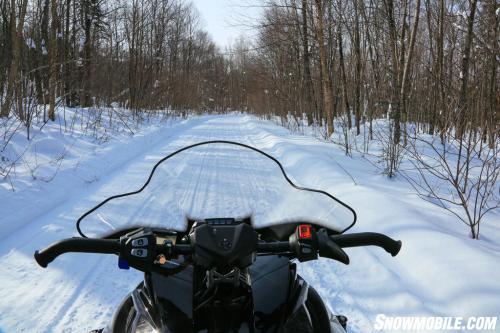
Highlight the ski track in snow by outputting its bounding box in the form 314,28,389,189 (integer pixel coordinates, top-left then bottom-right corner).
0,115,499,332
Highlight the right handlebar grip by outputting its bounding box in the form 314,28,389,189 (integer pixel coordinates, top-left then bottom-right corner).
330,232,402,257
34,238,120,268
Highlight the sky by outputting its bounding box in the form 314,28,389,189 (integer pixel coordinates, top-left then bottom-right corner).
191,0,260,50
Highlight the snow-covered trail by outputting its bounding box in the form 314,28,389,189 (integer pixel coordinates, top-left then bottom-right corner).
0,115,499,332
1,116,281,332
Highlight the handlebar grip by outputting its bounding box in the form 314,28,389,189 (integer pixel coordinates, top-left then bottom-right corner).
257,241,290,253
330,232,402,257
171,244,193,255
34,238,120,268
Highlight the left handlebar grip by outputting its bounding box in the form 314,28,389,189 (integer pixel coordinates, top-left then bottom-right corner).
34,238,120,268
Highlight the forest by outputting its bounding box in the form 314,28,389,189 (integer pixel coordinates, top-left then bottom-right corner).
0,0,497,138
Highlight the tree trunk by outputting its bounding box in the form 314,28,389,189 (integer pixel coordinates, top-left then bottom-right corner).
437,0,446,141
383,0,402,145
486,0,497,148
400,0,421,146
0,0,28,118
301,0,315,124
315,0,334,136
455,0,477,184
337,7,351,130
80,0,94,107
353,0,362,135
48,0,58,121
456,0,477,139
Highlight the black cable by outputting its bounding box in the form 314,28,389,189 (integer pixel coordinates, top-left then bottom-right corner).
76,141,357,237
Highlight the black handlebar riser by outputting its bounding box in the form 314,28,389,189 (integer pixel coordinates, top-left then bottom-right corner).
34,238,120,268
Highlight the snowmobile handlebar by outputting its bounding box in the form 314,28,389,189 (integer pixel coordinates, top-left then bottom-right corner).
34,230,401,269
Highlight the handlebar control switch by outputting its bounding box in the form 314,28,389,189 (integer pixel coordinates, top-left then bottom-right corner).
131,248,147,258
298,225,312,239
120,229,157,272
131,238,148,247
289,224,318,262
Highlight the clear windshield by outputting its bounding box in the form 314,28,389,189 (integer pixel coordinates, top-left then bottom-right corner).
77,142,356,237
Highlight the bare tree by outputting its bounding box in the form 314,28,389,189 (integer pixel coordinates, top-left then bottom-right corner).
47,0,58,121
314,0,334,136
1,0,28,118
405,133,499,239
301,0,316,124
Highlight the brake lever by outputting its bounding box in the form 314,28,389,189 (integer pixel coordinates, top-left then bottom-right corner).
317,230,350,265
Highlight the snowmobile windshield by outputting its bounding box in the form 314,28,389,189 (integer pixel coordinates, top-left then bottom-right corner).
77,141,356,237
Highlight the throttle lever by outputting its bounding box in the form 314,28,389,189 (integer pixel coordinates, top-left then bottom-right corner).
317,230,350,265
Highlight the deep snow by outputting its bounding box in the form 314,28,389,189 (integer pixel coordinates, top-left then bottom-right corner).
0,114,499,332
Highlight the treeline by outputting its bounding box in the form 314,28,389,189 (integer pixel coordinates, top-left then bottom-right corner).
0,0,497,150
0,0,248,122
243,0,497,149
241,0,498,238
